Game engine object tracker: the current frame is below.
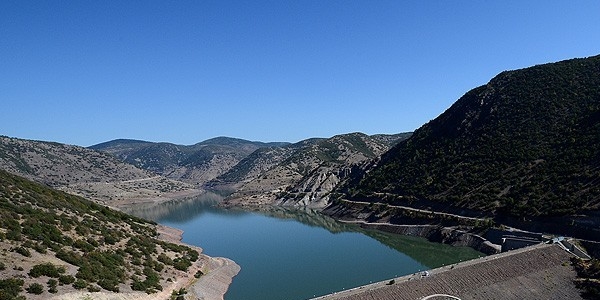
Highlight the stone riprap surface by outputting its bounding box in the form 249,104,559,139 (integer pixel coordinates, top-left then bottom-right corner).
314,244,582,300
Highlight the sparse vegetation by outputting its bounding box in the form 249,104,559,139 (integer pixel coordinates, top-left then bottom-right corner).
0,170,201,298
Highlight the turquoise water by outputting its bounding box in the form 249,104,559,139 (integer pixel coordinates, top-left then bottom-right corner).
125,193,483,300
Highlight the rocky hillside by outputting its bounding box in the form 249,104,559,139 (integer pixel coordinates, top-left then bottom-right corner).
0,136,199,205
223,132,410,207
0,169,204,299
339,55,600,237
91,137,289,186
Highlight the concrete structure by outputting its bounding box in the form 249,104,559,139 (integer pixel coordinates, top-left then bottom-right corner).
312,244,582,300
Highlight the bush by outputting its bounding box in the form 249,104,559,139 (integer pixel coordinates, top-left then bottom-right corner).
88,285,101,292
28,263,65,278
98,278,120,292
56,249,83,266
47,279,57,286
26,283,44,294
47,279,58,294
13,246,31,257
32,243,47,254
130,279,147,291
171,287,187,300
157,253,173,265
0,262,5,271
0,278,24,299
72,279,88,290
173,258,192,271
59,275,76,285
73,239,95,252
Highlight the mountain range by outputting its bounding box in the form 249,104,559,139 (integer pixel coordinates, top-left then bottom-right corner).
90,133,410,207
3,54,600,299
90,137,288,186
0,136,201,205
2,54,599,240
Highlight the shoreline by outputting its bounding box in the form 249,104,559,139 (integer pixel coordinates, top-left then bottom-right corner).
120,191,241,300
155,224,241,300
122,190,242,299
49,224,240,300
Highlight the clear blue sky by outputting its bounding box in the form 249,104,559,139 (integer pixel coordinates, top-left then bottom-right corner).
2,1,599,146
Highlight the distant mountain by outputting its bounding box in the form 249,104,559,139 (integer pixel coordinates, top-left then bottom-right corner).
0,136,199,205
223,132,411,207
0,169,203,298
90,137,289,186
342,55,600,228
1,136,149,185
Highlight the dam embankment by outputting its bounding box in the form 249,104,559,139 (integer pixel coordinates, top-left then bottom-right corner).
311,243,582,300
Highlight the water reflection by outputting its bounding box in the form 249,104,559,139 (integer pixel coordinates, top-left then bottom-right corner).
252,205,484,268
122,192,247,223
124,192,484,269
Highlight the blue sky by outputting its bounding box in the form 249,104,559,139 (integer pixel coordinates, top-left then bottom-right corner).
2,1,599,146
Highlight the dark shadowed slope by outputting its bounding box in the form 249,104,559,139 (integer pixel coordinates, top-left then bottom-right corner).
343,55,600,235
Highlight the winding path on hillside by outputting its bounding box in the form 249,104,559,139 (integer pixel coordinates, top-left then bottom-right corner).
340,199,488,223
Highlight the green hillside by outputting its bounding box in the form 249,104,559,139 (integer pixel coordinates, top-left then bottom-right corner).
0,170,200,298
345,55,600,220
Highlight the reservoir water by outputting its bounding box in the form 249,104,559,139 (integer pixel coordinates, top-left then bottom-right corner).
124,193,484,300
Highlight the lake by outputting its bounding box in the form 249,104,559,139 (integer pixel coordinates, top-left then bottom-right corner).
124,192,484,300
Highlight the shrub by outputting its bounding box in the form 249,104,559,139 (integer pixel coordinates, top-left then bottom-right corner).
0,278,24,299
0,262,5,271
103,233,118,245
72,279,87,290
28,263,65,278
59,275,76,285
73,239,95,252
153,262,164,272
87,237,99,247
87,285,101,292
47,279,57,286
173,258,192,271
157,253,173,265
130,279,147,291
98,278,119,292
32,243,47,254
13,246,31,257
26,283,44,294
6,228,22,241
56,249,83,266
47,279,58,294
171,287,187,300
